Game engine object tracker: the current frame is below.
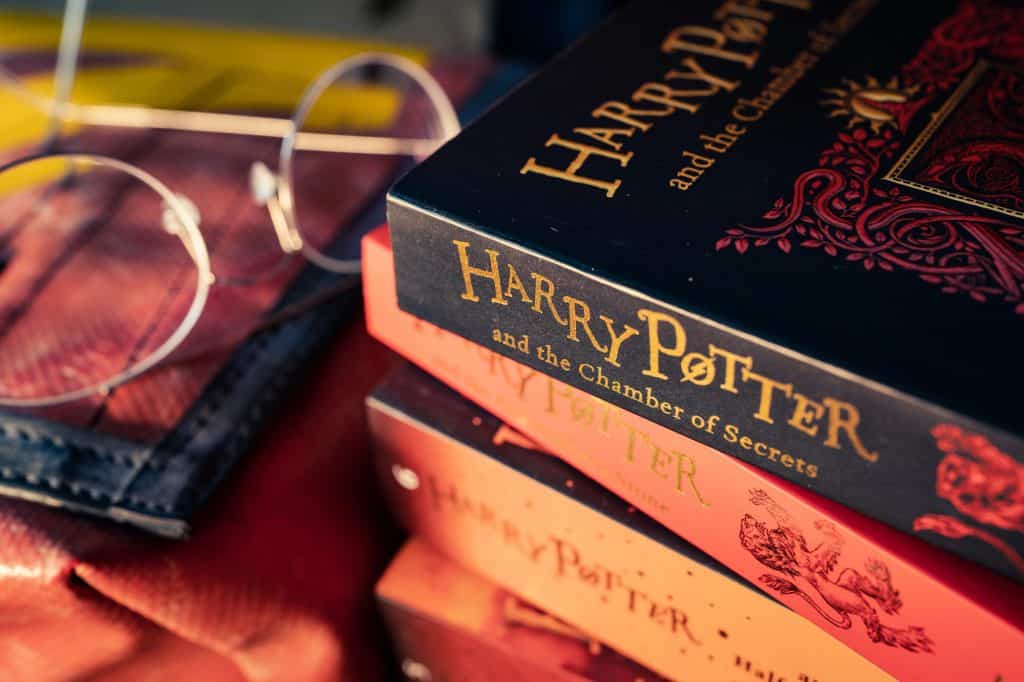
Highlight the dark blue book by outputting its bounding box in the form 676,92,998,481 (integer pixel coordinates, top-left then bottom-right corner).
387,0,1024,580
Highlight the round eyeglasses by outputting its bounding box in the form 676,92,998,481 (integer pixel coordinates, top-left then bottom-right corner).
0,52,461,408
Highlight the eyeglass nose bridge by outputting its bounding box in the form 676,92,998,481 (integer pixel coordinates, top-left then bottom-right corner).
162,192,216,285
250,160,303,254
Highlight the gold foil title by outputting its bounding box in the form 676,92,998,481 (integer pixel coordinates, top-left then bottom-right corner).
452,239,879,465
519,0,814,197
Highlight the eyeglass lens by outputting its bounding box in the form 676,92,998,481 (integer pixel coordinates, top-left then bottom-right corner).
0,156,202,406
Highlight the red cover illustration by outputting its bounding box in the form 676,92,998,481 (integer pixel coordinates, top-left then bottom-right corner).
739,490,932,653
724,2,1024,312
914,424,1024,573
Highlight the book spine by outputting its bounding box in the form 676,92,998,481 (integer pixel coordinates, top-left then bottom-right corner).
369,399,890,682
377,539,664,682
386,197,1024,581
364,226,1024,682
378,597,585,682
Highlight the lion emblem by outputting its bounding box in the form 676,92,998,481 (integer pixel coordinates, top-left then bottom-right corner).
739,489,934,653
914,424,1024,574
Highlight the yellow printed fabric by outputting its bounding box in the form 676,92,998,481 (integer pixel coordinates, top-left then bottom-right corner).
0,11,425,152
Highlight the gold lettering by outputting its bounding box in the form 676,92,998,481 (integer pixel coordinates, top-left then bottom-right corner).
600,315,640,367
679,352,716,386
530,273,568,325
578,362,596,382
521,134,632,198
662,26,759,68
621,422,641,462
513,365,538,399
678,168,703,186
763,0,813,9
592,100,672,130
637,309,686,380
822,398,879,462
725,17,767,44
572,126,635,151
714,1,774,22
563,296,609,353
741,367,793,424
708,344,752,394
504,263,532,303
543,377,569,414
650,442,673,479
452,240,507,305
632,82,702,114
677,452,710,506
664,57,741,98
788,392,824,437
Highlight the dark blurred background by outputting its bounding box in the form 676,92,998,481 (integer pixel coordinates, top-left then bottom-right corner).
1,0,623,62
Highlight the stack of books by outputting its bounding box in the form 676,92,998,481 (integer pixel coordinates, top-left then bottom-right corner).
367,1,1024,679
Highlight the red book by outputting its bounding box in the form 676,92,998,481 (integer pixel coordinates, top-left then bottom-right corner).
363,224,1024,682
369,364,888,681
377,538,671,682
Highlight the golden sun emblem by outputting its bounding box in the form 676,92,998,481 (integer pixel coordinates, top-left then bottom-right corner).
822,76,920,132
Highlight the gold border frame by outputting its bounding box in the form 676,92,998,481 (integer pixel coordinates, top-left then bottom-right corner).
884,60,1024,220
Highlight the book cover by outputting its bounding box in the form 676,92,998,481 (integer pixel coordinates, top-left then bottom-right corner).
377,538,672,682
386,0,1024,580
369,365,892,682
363,225,1023,682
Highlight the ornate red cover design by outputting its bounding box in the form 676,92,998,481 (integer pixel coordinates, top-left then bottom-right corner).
900,67,1024,216
718,1,1024,313
914,424,1024,573
739,489,934,653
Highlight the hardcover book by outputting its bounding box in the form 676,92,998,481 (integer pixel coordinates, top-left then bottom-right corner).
386,0,1024,580
363,226,1024,682
377,538,671,682
369,364,891,682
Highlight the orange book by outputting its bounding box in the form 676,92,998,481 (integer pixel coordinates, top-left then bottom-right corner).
369,363,889,681
363,224,1024,682
377,538,671,681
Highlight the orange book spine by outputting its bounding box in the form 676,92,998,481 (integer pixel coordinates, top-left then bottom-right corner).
363,225,1024,682
369,367,889,682
377,538,671,682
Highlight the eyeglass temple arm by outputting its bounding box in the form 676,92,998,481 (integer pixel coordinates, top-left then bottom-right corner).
3,73,446,156
267,193,302,254
13,0,456,157
46,0,88,147
73,105,444,156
